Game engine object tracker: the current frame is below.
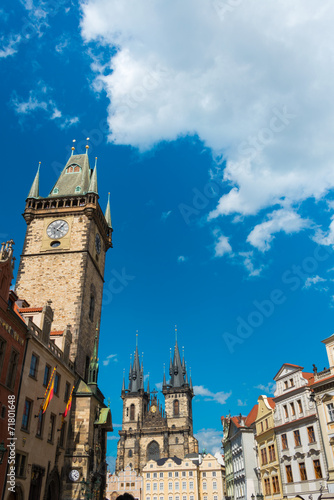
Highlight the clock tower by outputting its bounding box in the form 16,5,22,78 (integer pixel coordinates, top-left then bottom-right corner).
15,146,113,379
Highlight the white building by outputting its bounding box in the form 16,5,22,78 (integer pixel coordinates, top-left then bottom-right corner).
273,363,328,499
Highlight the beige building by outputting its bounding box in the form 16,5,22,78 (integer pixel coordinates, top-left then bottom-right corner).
142,453,224,500
3,302,76,500
106,465,143,499
254,395,283,500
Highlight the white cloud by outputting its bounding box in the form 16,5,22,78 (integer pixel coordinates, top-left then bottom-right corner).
11,87,79,129
106,455,117,474
194,428,223,455
313,217,334,246
177,255,188,263
80,0,334,253
303,275,328,291
161,210,172,221
239,252,264,277
102,353,118,366
237,399,247,407
194,385,231,405
255,382,276,395
155,382,163,391
247,209,311,252
213,230,232,257
0,34,22,58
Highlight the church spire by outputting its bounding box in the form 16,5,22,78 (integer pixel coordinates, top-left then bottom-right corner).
163,363,167,390
105,192,112,228
27,162,41,199
128,333,144,393
169,328,188,388
88,157,98,194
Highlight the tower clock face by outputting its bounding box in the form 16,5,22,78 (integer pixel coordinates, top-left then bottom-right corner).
95,233,101,254
69,469,80,482
151,405,157,413
47,220,69,239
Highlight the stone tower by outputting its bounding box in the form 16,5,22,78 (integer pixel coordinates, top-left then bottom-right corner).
116,334,198,474
15,148,112,379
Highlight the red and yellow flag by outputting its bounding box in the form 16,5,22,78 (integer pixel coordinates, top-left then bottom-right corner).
41,367,56,414
60,385,74,429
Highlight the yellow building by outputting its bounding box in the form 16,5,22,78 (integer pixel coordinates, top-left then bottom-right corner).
142,453,224,500
254,395,283,500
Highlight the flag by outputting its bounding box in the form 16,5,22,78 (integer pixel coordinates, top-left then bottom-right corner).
41,367,56,414
60,385,74,429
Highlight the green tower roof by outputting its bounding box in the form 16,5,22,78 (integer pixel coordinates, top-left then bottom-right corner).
27,162,41,199
49,153,92,197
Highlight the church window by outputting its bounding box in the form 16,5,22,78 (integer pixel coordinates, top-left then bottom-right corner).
126,407,129,417
128,450,132,457
89,294,95,321
147,441,160,461
130,404,135,421
174,400,179,416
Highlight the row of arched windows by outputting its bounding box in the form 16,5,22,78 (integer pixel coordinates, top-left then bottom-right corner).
66,164,81,173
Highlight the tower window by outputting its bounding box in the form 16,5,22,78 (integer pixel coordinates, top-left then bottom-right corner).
130,404,135,421
75,186,81,193
66,164,81,174
53,188,59,194
174,399,179,416
147,441,160,461
128,449,133,457
89,295,95,321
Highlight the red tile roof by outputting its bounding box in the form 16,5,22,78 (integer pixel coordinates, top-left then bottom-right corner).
19,307,43,313
273,363,304,379
245,404,258,426
310,373,334,386
267,397,275,409
302,372,314,385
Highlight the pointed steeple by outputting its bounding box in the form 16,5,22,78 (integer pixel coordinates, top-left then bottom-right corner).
27,162,41,199
128,333,143,393
105,192,112,228
147,373,150,394
88,157,98,194
49,151,91,197
122,369,125,394
88,326,99,386
163,363,167,390
189,368,193,390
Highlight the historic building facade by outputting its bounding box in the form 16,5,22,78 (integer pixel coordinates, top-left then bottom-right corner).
254,395,282,500
273,363,327,499
221,406,260,500
116,336,198,474
3,147,113,500
106,465,143,500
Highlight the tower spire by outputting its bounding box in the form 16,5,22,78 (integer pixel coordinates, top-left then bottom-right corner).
88,157,98,194
105,192,112,228
163,363,167,390
170,327,185,388
27,162,41,199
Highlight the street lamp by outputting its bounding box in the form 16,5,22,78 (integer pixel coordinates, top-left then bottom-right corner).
251,494,255,500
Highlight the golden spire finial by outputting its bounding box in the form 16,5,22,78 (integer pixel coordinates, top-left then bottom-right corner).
175,324,178,343
95,157,98,168
85,137,90,154
71,139,76,156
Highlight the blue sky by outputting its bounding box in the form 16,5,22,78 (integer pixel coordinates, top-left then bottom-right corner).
2,0,334,470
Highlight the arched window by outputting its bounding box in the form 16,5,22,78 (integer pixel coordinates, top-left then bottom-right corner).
74,165,81,172
128,449,133,457
175,437,179,444
89,295,95,321
130,404,135,421
174,399,179,416
147,441,160,461
66,164,81,174
66,166,73,173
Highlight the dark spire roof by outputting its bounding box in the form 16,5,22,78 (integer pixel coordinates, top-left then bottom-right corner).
27,162,41,199
169,339,188,388
128,335,144,393
49,153,92,197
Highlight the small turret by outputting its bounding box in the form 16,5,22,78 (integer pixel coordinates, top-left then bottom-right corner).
27,162,41,199
105,192,112,228
88,327,99,386
88,157,98,194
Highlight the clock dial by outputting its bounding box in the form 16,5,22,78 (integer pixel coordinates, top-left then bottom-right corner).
151,405,157,413
95,233,101,254
47,220,69,239
69,469,80,482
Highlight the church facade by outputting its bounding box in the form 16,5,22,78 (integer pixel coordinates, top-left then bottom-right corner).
116,336,198,474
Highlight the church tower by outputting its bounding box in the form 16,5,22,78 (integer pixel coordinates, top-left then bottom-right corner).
116,331,198,474
15,145,113,379
116,336,150,473
162,331,198,458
